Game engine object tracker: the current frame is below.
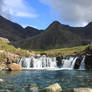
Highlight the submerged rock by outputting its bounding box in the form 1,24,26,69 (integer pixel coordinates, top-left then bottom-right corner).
73,88,92,92
0,79,4,82
25,83,39,92
39,83,62,92
8,63,22,71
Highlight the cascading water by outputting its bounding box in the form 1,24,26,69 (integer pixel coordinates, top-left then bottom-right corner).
79,56,86,70
19,56,57,69
62,56,78,69
18,55,85,70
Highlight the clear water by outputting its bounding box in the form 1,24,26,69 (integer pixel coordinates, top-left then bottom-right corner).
0,70,92,92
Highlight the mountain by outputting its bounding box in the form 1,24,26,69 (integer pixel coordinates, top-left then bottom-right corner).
24,26,43,37
0,16,92,50
0,16,42,43
17,21,91,49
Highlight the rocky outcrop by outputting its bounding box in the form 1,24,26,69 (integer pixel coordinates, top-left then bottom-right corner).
85,55,92,69
8,63,22,71
85,46,92,54
39,83,62,92
73,88,92,92
0,50,21,70
73,46,92,70
56,55,63,68
84,46,92,69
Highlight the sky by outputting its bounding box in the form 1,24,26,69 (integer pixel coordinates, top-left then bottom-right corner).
0,0,92,29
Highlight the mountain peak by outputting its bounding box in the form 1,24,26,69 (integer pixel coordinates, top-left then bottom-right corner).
46,20,62,30
51,20,61,25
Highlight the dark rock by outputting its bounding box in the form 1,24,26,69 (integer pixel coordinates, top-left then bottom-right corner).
56,55,63,67
85,55,92,69
84,46,92,69
74,55,83,69
85,46,92,54
40,53,47,56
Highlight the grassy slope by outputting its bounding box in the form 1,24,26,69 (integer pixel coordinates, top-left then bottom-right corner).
34,45,89,56
0,40,89,57
0,40,33,64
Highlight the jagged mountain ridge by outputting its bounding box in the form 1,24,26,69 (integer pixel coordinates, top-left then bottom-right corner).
0,16,42,43
16,21,92,49
0,16,92,49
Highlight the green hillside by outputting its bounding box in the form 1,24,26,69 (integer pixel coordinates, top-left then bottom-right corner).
35,45,89,56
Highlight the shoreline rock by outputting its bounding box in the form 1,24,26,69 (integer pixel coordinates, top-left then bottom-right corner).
8,63,22,71
39,83,62,92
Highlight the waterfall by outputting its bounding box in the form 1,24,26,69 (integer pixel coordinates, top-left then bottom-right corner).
62,56,78,69
79,56,85,70
18,55,85,70
18,56,57,69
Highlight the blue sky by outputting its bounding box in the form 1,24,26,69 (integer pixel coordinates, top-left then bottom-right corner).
3,0,59,29
0,0,92,29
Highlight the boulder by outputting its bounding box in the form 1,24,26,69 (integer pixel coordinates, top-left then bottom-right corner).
73,88,92,92
8,63,22,71
39,83,62,92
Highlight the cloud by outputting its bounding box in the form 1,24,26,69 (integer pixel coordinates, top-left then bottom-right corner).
0,0,10,18
40,0,92,27
0,0,38,19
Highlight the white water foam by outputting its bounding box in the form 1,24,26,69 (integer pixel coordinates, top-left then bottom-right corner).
18,55,83,70
79,56,86,70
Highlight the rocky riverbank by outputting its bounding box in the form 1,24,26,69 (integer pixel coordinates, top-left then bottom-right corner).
0,41,92,71
0,50,20,70
0,49,34,71
74,46,92,70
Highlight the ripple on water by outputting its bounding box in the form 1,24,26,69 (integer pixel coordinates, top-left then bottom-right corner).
0,70,92,92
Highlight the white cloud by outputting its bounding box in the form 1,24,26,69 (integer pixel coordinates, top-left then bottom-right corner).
15,12,37,18
0,0,38,18
40,0,92,27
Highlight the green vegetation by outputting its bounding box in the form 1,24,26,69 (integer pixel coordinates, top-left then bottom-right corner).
35,45,89,56
0,40,30,56
0,39,90,58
